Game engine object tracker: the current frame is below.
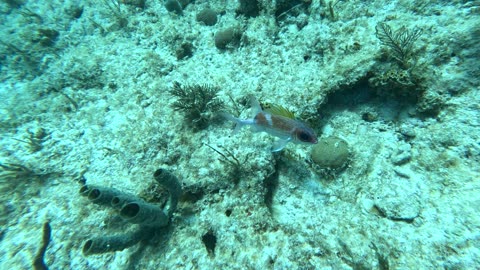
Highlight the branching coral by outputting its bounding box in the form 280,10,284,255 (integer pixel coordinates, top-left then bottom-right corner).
0,162,46,183
375,23,422,68
205,144,252,185
169,82,223,130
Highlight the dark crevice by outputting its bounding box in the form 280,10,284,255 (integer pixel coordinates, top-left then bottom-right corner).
263,162,280,213
317,75,418,125
202,230,217,256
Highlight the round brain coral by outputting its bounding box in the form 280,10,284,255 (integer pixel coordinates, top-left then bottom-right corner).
196,8,218,26
310,137,351,169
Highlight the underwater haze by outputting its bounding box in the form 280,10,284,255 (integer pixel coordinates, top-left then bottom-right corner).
0,0,479,269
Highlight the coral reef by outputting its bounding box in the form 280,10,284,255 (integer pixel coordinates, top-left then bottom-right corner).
0,1,479,269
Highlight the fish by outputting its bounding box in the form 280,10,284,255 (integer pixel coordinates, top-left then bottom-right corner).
221,97,318,152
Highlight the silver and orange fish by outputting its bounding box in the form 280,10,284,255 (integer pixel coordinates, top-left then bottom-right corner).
222,97,318,152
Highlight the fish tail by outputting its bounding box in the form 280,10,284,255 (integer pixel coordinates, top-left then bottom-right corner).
219,112,246,134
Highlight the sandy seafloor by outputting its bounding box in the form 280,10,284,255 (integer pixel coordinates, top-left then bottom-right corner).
0,0,479,269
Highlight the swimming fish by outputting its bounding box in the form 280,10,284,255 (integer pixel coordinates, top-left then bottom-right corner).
221,97,318,152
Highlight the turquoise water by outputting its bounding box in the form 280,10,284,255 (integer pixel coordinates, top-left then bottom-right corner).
0,1,479,269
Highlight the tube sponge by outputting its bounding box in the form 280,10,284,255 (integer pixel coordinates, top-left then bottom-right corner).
79,185,124,207
111,194,138,210
82,226,154,255
80,169,182,256
79,185,90,196
120,201,169,227
153,168,182,218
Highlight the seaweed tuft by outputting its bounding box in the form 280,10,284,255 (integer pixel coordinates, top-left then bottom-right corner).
169,82,224,130
375,23,422,68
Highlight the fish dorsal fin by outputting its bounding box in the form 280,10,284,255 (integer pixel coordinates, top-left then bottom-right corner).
249,96,263,117
264,103,295,119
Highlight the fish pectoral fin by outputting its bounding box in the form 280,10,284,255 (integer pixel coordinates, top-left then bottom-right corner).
271,138,290,152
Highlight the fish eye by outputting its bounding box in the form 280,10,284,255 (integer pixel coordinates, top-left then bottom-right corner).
298,131,312,142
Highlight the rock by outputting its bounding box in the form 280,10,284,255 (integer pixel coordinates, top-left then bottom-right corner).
399,124,416,138
391,144,412,165
214,27,242,50
374,196,420,223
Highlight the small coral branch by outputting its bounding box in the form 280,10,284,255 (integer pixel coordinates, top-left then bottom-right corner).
0,162,44,182
169,82,223,130
205,144,251,185
375,23,422,68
